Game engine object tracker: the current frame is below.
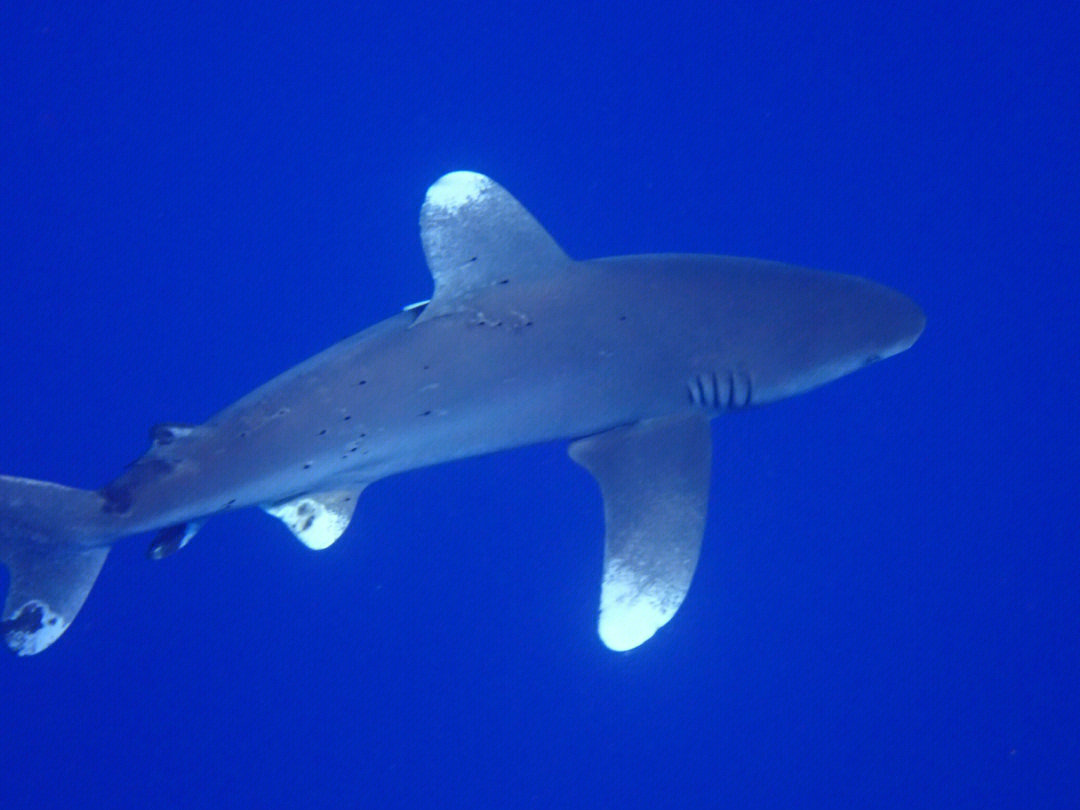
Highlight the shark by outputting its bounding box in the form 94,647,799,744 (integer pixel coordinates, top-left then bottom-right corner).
0,171,924,656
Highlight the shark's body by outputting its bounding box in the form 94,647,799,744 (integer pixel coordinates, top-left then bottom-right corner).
0,172,924,655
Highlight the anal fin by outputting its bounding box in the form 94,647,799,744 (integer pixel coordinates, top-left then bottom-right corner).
569,415,712,651
262,488,365,550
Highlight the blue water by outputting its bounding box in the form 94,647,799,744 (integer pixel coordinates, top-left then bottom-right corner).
2,3,1077,808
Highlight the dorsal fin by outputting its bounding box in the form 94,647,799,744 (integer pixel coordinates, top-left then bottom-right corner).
415,172,570,323
262,488,364,550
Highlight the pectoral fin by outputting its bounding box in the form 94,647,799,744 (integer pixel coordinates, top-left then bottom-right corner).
569,415,712,651
262,488,365,550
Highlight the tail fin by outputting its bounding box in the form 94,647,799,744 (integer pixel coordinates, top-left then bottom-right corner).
0,475,113,655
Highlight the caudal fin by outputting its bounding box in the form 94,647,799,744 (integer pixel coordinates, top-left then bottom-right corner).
0,475,113,655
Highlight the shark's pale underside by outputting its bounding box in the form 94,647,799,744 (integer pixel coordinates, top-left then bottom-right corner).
0,172,924,655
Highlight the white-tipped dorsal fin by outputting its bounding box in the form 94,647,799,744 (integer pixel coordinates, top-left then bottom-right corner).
569,415,712,651
415,171,569,323
262,488,365,550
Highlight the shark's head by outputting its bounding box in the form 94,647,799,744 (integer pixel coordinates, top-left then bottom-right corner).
830,274,926,366
730,263,926,403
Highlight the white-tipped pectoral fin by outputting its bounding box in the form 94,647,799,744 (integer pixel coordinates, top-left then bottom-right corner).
569,415,712,651
598,562,683,652
262,488,365,550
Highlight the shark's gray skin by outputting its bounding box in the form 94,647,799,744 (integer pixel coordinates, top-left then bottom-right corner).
0,172,924,655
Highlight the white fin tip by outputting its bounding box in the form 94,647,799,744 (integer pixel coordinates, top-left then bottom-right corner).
425,171,493,215
597,572,677,651
4,600,68,656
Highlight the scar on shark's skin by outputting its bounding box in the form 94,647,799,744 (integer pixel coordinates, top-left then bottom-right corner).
0,171,923,655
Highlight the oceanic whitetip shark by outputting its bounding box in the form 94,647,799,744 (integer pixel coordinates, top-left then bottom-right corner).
0,171,924,655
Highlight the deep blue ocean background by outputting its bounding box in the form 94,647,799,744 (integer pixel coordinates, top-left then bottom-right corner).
2,3,1077,808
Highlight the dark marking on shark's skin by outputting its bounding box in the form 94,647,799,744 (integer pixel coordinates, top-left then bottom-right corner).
101,483,133,514
295,503,316,533
101,458,174,514
0,603,46,637
0,171,924,655
0,599,66,657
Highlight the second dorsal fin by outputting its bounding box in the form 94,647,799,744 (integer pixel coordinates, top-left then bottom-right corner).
415,172,570,322
149,423,198,446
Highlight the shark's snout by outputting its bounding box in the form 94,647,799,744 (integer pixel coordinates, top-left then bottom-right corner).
874,285,925,360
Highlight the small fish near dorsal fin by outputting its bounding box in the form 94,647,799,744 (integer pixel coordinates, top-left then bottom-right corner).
569,414,712,651
262,488,365,550
415,171,570,323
